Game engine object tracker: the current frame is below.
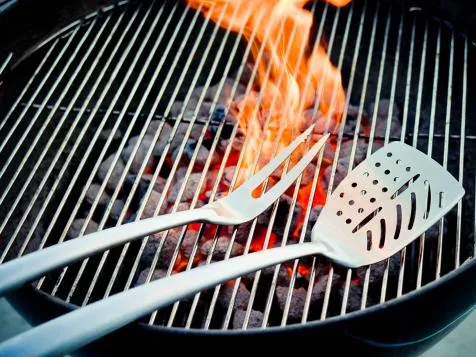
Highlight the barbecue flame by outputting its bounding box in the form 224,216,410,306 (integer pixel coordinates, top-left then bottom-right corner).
187,0,349,180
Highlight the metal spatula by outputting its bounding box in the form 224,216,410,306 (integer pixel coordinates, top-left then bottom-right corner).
0,141,464,357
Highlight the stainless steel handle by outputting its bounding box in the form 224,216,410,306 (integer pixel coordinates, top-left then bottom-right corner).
0,242,323,357
0,207,216,296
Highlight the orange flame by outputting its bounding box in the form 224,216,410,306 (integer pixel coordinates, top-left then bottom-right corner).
187,0,348,181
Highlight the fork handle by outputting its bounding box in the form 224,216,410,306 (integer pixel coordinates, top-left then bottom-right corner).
0,242,323,357
0,207,216,297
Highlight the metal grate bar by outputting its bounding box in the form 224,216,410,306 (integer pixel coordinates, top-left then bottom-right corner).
379,11,405,304
396,15,418,298
456,36,468,267
0,52,12,77
436,25,451,279
414,19,429,290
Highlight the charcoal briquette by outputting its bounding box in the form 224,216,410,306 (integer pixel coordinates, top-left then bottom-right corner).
200,236,244,259
218,282,250,310
68,219,99,239
232,309,264,329
135,267,167,286
85,183,110,206
98,154,126,191
275,286,307,321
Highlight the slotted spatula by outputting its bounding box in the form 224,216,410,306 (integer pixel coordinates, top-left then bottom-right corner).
0,141,464,357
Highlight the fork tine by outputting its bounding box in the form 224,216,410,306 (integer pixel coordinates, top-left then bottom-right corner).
239,125,317,192
261,133,330,203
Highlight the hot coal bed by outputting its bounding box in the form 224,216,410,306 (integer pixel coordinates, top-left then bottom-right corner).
0,0,474,332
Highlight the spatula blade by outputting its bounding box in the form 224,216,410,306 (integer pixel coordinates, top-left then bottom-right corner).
311,141,465,268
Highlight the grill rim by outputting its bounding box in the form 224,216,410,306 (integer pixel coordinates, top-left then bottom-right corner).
0,0,475,339
8,255,476,336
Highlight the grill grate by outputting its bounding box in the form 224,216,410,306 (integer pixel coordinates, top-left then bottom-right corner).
0,0,475,330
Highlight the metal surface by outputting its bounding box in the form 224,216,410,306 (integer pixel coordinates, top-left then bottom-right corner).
0,0,474,332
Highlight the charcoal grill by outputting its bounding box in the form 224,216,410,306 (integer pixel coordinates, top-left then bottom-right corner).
0,0,475,355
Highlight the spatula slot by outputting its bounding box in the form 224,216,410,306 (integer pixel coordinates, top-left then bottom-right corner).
390,174,421,200
408,192,416,230
367,231,372,251
379,219,386,248
424,180,431,219
439,191,444,208
352,207,383,233
394,204,402,239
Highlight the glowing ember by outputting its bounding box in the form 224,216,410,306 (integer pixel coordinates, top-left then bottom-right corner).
250,227,277,252
187,0,349,184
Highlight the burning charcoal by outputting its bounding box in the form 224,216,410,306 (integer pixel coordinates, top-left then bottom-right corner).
98,154,126,191
357,253,401,284
338,139,368,166
369,99,401,119
275,286,307,321
142,229,181,268
167,173,206,204
135,267,167,286
146,120,161,135
302,109,336,134
110,199,125,220
223,166,237,186
152,122,173,155
173,167,188,184
207,79,246,104
257,209,271,226
99,128,122,141
212,104,227,121
305,205,323,241
235,222,253,244
218,282,250,309
142,174,166,193
85,183,110,206
232,309,264,329
277,264,292,286
128,134,155,147
311,272,340,303
231,64,254,86
346,104,361,118
277,194,302,230
342,282,365,312
121,142,155,175
300,163,317,186
200,236,244,259
172,141,219,168
323,161,347,189
170,202,191,213
180,231,199,258
141,190,163,219
68,219,99,239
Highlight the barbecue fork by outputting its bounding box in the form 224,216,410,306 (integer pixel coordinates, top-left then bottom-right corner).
0,125,326,296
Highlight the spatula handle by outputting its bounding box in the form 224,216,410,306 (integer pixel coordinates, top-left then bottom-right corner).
0,242,322,357
0,207,216,297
